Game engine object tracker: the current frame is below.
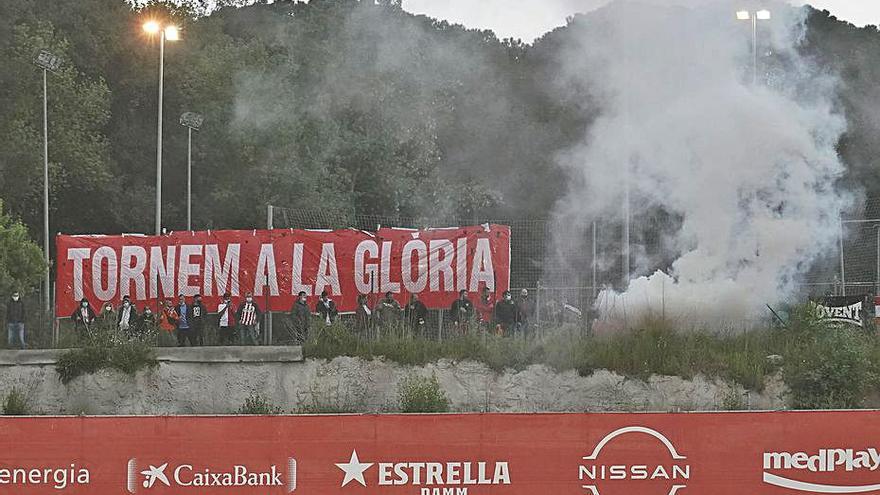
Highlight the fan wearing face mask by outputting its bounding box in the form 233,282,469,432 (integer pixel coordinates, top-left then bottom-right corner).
70,298,97,332
235,292,262,345
5,291,26,349
117,295,139,333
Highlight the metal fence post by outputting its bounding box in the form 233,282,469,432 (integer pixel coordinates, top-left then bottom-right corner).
52,281,58,347
535,281,542,328
592,221,598,300
839,216,846,296
438,309,443,342
875,226,880,293
266,204,273,345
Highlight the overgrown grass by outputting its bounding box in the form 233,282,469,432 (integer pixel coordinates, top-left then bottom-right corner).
303,309,880,409
55,321,158,384
2,387,30,415
295,381,368,414
238,391,284,415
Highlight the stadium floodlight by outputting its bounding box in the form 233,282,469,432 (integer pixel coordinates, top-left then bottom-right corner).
142,21,181,235
164,25,180,41
179,112,204,231
756,9,771,20
32,49,63,313
179,112,203,130
33,50,62,72
143,20,160,34
736,10,750,20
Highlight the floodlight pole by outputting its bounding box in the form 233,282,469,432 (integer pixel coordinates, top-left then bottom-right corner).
751,15,758,85
155,29,165,236
187,126,192,231
41,67,50,313
33,49,61,314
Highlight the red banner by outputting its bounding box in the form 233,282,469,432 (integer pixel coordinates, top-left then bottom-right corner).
54,225,511,316
1,411,879,494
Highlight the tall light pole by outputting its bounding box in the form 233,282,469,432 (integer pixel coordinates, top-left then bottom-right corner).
179,111,203,231
736,9,771,85
143,21,179,235
33,49,62,313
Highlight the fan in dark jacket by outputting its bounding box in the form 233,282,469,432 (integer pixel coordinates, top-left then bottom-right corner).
116,296,139,333
190,294,207,345
449,290,473,331
315,290,338,326
70,298,97,331
375,292,402,325
6,291,26,349
355,294,372,335
404,293,427,332
290,291,311,343
494,290,518,335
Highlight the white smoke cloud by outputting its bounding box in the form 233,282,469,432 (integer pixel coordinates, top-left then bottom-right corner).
552,0,853,324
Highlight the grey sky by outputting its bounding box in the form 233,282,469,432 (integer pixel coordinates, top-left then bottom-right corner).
402,1,878,43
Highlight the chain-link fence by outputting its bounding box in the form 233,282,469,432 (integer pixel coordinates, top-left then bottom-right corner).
266,205,661,340
12,205,877,348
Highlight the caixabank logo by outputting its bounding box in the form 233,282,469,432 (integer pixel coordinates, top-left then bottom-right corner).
126,457,297,493
763,447,880,493
578,426,691,495
335,449,511,495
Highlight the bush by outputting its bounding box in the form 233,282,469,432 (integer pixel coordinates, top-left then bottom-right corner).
55,321,157,384
2,387,30,415
782,309,876,409
398,374,449,413
238,391,283,415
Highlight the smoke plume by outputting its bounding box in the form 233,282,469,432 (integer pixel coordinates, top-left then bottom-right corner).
551,0,853,324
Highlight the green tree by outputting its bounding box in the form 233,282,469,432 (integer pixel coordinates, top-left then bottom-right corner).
0,21,112,234
0,200,44,295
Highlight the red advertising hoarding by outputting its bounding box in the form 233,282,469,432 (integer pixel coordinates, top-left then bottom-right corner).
54,225,511,316
0,411,878,494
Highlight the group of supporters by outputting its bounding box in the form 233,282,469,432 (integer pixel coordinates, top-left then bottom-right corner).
5,287,538,349
288,287,536,339
67,292,263,346
450,287,536,335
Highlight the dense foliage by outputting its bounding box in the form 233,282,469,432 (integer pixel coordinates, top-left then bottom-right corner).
1,0,877,243
0,200,44,295
55,320,157,383
397,373,449,413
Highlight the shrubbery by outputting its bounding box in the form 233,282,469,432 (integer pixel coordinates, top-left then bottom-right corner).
781,306,876,409
238,391,283,415
398,374,449,413
2,387,30,415
55,321,157,384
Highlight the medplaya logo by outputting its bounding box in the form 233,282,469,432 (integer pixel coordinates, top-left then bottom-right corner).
126,457,297,493
579,426,690,495
764,448,880,493
335,449,511,495
0,463,90,491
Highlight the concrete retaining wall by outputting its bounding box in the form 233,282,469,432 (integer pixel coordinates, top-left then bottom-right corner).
0,348,787,414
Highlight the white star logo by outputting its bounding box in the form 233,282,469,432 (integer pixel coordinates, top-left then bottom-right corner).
335,450,373,487
140,463,171,488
